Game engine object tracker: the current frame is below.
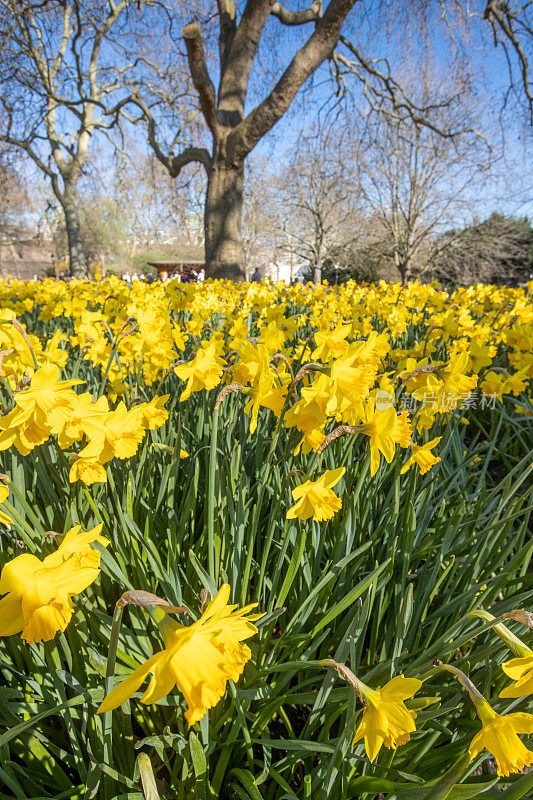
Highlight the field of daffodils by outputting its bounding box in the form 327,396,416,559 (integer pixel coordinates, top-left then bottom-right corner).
0,276,532,800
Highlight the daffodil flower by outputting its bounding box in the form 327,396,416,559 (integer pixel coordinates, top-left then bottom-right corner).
286,467,345,522
0,524,108,643
469,699,533,777
400,436,442,475
174,341,225,401
98,584,263,725
352,675,423,761
360,401,412,476
0,483,13,526
500,653,533,698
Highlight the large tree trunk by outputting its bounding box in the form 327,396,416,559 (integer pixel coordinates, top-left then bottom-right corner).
204,157,245,281
62,183,86,279
313,240,324,284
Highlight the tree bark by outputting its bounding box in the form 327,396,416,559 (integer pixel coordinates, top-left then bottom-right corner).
179,0,357,282
62,183,86,278
204,155,246,280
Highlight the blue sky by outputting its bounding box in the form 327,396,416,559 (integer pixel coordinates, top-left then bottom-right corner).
15,0,532,228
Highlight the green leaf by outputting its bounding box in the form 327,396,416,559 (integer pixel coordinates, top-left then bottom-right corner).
188,732,207,778
136,753,160,800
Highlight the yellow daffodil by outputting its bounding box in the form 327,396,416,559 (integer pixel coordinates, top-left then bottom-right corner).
98,584,263,725
312,323,351,361
77,402,146,464
69,456,108,485
352,675,423,761
326,344,378,419
42,523,108,570
400,436,442,475
175,341,225,401
468,608,533,700
361,401,412,476
0,364,84,455
52,392,109,449
0,483,12,526
286,467,345,522
259,320,286,353
0,524,108,642
500,653,533,698
244,371,288,434
132,395,170,430
2,364,83,431
469,699,533,777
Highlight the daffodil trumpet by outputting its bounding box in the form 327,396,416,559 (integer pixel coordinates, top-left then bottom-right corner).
322,658,422,761
98,584,263,725
469,608,533,699
0,524,108,643
442,663,533,777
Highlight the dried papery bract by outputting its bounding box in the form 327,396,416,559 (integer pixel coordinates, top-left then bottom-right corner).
503,609,533,630
288,363,325,397
198,588,210,614
116,589,190,616
214,382,243,409
285,469,306,480
401,364,439,387
317,425,364,453
321,658,364,702
270,352,293,374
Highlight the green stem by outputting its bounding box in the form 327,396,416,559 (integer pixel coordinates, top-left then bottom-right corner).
97,332,122,399
239,421,281,606
207,405,219,582
102,603,124,800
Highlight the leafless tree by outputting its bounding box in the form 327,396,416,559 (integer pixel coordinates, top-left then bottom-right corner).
275,127,362,283
348,71,497,283
0,0,151,277
134,0,375,281
131,0,532,281
0,146,35,272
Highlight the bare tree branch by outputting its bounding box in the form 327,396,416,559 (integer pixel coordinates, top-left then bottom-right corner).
483,0,533,124
217,0,272,127
169,146,211,177
270,0,322,27
183,23,219,137
228,0,358,160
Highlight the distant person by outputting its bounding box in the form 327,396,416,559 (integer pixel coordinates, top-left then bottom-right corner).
122,271,131,284
197,267,205,282
146,272,155,284
251,268,261,283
